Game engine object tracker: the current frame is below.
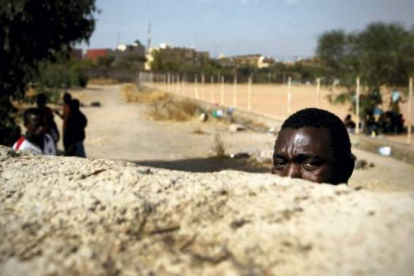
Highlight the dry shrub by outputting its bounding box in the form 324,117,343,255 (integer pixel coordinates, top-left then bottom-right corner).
119,84,200,121
212,133,226,158
149,99,199,121
192,127,206,135
89,78,119,85
120,84,169,103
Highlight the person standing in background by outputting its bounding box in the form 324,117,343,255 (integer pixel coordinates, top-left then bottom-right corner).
66,99,88,157
55,92,73,155
36,93,59,146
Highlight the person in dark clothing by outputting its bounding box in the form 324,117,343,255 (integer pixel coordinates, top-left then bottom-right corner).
54,93,73,156
66,99,87,157
343,114,356,133
36,93,59,145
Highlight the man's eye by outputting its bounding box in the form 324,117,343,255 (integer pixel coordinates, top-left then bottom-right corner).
273,160,287,170
302,161,322,171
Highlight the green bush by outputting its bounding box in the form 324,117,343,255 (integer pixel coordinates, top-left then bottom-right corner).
37,58,89,89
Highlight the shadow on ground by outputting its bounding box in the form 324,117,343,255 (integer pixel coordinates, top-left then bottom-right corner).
131,156,271,173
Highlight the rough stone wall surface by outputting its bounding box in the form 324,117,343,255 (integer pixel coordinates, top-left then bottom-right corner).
1,146,414,276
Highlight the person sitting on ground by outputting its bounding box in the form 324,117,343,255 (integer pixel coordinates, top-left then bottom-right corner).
13,108,57,156
66,99,88,157
343,114,356,133
36,93,59,145
272,108,355,185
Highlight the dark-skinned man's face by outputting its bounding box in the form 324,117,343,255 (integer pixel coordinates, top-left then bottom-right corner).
272,127,337,184
25,114,45,140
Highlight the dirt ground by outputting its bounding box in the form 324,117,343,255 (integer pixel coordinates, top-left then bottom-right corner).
154,82,414,145
63,85,414,192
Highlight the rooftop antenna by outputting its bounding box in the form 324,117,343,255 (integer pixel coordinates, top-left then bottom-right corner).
147,22,151,53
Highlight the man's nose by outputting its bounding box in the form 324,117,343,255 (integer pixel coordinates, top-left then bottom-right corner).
288,164,301,179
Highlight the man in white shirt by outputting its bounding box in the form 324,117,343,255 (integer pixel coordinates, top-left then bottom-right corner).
13,108,56,156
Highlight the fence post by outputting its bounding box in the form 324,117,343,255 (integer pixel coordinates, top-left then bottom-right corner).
248,75,252,111
151,72,154,88
175,74,179,94
210,76,214,103
195,74,199,99
408,77,413,145
201,74,205,100
180,75,185,95
220,76,225,105
316,77,321,108
287,76,292,115
355,77,360,134
167,72,171,92
233,74,237,108
164,73,167,90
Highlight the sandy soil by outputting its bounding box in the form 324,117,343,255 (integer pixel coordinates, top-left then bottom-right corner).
154,82,414,145
61,85,414,192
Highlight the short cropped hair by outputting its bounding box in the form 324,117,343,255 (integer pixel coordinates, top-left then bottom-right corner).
24,108,43,125
70,99,80,111
36,93,47,107
63,93,72,104
279,108,354,183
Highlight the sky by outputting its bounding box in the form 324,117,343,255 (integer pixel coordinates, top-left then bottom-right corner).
84,0,414,61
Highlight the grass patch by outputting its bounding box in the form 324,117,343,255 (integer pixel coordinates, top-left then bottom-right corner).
120,84,201,121
192,127,206,135
149,98,200,121
120,84,170,103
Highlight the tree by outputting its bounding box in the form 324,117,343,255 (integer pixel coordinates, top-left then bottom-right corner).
355,22,414,89
316,22,414,119
0,0,96,145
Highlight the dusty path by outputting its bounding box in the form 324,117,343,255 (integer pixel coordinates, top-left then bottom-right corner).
70,85,274,166
67,85,414,191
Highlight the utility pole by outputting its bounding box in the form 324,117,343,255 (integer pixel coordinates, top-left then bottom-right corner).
356,77,360,134
146,22,151,53
287,76,292,115
116,32,121,48
407,77,413,145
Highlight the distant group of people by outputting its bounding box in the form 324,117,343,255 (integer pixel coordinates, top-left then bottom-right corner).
345,111,405,136
13,92,87,157
343,90,406,136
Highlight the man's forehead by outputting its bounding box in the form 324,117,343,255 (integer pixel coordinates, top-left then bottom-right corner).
275,127,332,152
27,114,43,122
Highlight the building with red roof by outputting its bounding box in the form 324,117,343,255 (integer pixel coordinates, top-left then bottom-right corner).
85,48,112,61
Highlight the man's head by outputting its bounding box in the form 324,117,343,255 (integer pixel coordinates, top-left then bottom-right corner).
63,93,72,105
24,108,46,140
36,93,47,108
272,108,354,185
70,99,80,112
